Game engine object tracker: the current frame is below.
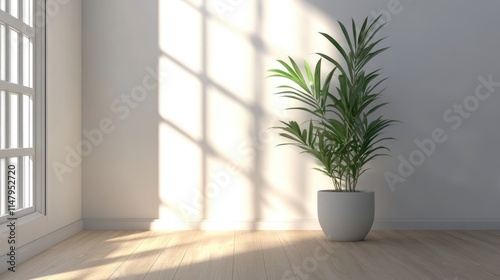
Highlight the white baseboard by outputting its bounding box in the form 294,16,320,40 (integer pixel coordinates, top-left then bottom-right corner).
84,218,500,231
373,219,500,230
0,220,83,274
83,219,322,230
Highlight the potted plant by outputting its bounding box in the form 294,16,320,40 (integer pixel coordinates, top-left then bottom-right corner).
268,16,397,241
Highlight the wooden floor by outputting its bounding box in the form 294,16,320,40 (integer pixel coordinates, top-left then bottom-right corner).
1,231,500,280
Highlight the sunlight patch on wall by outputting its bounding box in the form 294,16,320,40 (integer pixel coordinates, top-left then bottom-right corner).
159,0,202,73
207,0,256,34
158,0,205,221
206,19,255,105
260,0,303,57
158,56,203,140
157,0,339,228
206,85,252,165
158,121,203,221
205,156,253,220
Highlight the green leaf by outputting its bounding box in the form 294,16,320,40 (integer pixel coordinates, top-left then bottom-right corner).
314,59,322,100
318,32,350,66
338,20,354,55
304,60,314,89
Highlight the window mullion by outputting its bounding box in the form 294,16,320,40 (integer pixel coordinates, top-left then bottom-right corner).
1,159,5,215
4,27,10,148
17,0,25,210
18,100,24,209
0,147,34,158
17,156,23,208
34,0,45,215
17,0,22,20
5,93,9,149
18,25,23,85
0,81,35,96
17,0,24,209
0,91,4,149
4,7,12,216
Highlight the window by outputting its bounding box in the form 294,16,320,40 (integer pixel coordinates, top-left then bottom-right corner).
0,0,45,224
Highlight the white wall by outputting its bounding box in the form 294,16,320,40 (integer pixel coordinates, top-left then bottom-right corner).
82,0,500,230
0,0,83,273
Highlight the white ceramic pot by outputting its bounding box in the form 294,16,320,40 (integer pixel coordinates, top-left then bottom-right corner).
317,190,374,241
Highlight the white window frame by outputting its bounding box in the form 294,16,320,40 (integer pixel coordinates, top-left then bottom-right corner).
0,0,45,224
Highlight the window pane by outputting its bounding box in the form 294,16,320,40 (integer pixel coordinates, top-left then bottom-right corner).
0,157,6,216
0,0,5,12
9,0,18,19
22,155,33,208
9,28,19,84
0,24,5,81
22,35,31,87
22,94,31,147
0,90,5,149
9,92,18,148
22,0,32,26
0,156,31,214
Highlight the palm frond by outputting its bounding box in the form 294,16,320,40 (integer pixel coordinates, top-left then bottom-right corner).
268,16,397,192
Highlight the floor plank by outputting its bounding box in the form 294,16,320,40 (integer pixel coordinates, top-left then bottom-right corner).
171,231,234,280
370,231,451,279
278,231,341,280
405,231,500,280
232,231,267,280
259,231,295,280
43,231,131,280
1,230,500,280
51,231,152,280
2,231,115,280
143,231,198,280
331,232,403,280
108,231,174,280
